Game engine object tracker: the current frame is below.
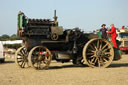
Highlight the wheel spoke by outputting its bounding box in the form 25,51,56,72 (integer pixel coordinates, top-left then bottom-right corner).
21,61,25,67
97,58,101,67
44,56,48,62
18,53,23,56
102,43,108,50
94,57,98,64
37,62,39,69
22,61,26,68
102,56,109,60
39,48,41,53
22,49,26,54
99,57,104,66
24,48,27,54
90,57,95,64
89,44,95,51
87,52,94,55
17,60,23,62
92,43,98,51
17,57,23,59
99,40,102,50
20,50,25,56
97,40,99,50
103,48,111,52
89,55,95,58
104,52,111,55
103,58,108,62
88,49,95,52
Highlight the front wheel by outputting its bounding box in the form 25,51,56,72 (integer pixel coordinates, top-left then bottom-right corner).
82,38,114,68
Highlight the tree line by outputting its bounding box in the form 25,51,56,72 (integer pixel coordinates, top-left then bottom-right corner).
0,34,21,49
0,34,20,41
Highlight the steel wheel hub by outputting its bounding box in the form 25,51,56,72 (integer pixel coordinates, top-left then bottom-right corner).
96,50,104,57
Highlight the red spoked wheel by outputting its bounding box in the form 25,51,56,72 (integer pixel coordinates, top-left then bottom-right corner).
28,46,52,70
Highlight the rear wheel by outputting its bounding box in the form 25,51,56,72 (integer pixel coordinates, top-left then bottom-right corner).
28,46,52,70
83,38,114,68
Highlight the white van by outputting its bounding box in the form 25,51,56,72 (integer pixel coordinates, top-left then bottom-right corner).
0,41,5,62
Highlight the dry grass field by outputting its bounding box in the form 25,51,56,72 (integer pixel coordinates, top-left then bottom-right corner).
0,55,128,85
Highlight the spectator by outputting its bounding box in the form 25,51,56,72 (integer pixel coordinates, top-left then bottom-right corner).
107,24,117,48
100,24,107,39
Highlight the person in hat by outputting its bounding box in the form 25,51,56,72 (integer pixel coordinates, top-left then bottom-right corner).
100,24,107,39
107,24,117,48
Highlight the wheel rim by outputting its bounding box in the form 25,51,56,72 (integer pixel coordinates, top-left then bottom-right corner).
28,46,52,70
83,38,114,68
15,46,29,68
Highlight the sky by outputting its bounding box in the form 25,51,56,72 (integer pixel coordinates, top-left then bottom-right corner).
0,0,128,35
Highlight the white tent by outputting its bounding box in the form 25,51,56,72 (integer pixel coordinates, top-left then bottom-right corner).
1,40,22,45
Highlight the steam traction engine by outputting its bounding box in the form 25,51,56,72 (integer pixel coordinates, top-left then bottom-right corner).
15,10,115,69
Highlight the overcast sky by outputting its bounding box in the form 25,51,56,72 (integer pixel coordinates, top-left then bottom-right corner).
0,0,128,35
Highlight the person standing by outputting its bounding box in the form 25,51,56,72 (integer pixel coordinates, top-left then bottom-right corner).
100,24,107,39
122,26,125,29
107,24,117,48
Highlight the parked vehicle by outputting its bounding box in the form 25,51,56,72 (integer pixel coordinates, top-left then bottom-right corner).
116,29,128,54
0,41,5,63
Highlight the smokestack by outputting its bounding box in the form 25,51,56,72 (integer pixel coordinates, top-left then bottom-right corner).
53,10,58,26
54,10,56,18
54,10,57,21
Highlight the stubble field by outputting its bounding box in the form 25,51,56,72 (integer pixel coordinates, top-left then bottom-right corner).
0,55,128,85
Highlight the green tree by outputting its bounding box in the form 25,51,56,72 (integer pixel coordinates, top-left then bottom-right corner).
10,34,20,40
0,34,10,41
